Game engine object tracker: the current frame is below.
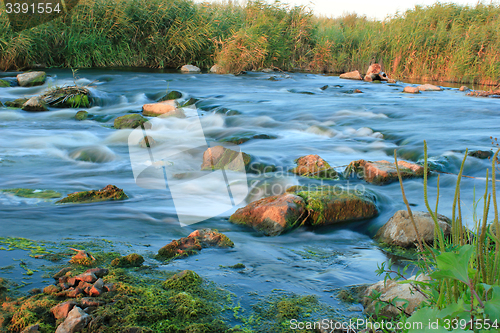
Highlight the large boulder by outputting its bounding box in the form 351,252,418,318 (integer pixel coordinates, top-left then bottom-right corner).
294,186,379,226
114,114,148,129
17,71,46,87
291,154,337,179
339,70,363,80
55,306,91,333
157,229,234,260
229,193,307,236
200,145,251,172
362,275,429,318
22,96,48,111
142,101,185,118
346,159,425,185
417,84,442,91
375,210,451,248
181,65,201,73
56,185,128,204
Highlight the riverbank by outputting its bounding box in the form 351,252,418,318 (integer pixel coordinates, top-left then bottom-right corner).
0,0,499,86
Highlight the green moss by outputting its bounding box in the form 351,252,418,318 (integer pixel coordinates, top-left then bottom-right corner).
56,185,128,204
1,188,62,199
291,158,338,180
0,237,53,256
114,114,148,129
111,253,145,268
159,91,182,101
5,98,28,108
65,94,90,108
0,79,10,87
377,242,419,260
163,270,203,291
75,110,88,120
228,263,245,269
180,97,198,107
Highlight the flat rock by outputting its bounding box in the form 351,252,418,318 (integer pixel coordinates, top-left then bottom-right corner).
142,101,184,117
339,70,363,80
157,229,234,260
403,86,420,94
181,65,201,73
229,193,307,236
375,210,451,248
56,185,128,204
22,96,48,112
362,275,429,318
417,84,442,91
17,71,46,87
346,159,425,185
291,154,337,179
55,306,91,333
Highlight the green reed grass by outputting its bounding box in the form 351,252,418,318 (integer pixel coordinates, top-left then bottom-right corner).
0,0,498,85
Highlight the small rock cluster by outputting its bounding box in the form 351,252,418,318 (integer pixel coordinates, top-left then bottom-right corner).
45,267,113,299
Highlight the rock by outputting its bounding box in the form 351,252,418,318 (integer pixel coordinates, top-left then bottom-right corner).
353,89,363,93
142,101,185,118
294,186,378,226
75,111,88,121
69,249,95,266
291,154,337,179
114,114,148,129
417,84,442,91
28,288,41,295
53,267,72,280
362,275,429,318
200,145,251,172
111,253,144,268
22,96,48,111
103,283,115,292
339,70,363,80
363,64,389,82
74,272,98,284
180,97,198,107
81,297,105,308
51,300,78,320
375,210,451,248
17,71,46,87
365,63,382,76
163,270,202,290
468,150,493,159
65,287,84,298
0,79,10,87
403,86,420,94
41,86,91,108
210,64,222,74
5,98,28,108
138,136,157,148
159,91,182,101
56,185,128,204
229,193,307,236
44,284,61,295
88,278,104,297
1,188,61,199
21,324,40,333
157,229,234,260
55,306,91,333
467,89,500,97
459,86,469,91
85,268,109,278
346,159,425,185
219,132,277,145
180,65,201,73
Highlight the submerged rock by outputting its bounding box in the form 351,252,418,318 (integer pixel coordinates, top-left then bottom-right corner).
69,146,115,163
180,65,201,73
295,186,378,226
417,84,442,91
1,188,61,199
17,71,46,87
468,150,493,159
114,114,148,129
5,98,28,108
362,275,429,318
219,132,277,145
56,185,128,204
75,111,88,121
229,193,307,236
22,96,48,112
159,91,182,101
55,306,90,333
339,70,363,80
142,101,185,118
375,210,451,248
346,159,425,185
291,154,337,179
157,229,234,260
201,145,251,172
111,253,144,268
403,86,420,94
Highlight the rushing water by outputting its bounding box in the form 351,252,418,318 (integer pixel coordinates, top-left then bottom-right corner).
0,68,499,314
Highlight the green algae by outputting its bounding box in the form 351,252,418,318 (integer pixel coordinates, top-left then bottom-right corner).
377,242,419,260
0,237,54,257
159,90,182,101
56,185,128,204
4,98,28,108
227,263,246,269
111,253,144,268
1,188,62,199
0,79,10,87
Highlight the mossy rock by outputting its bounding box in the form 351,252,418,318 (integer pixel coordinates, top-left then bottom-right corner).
292,155,338,179
42,86,91,108
111,253,144,268
163,270,202,291
114,114,148,129
296,186,379,226
56,185,128,204
5,98,28,108
0,79,10,87
1,188,61,199
227,263,245,269
75,110,88,121
17,71,46,87
180,97,198,107
159,91,182,101
220,132,277,145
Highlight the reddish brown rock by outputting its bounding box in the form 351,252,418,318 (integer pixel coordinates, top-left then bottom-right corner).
51,300,77,320
55,306,90,333
81,297,105,308
57,185,128,205
346,159,425,185
53,267,72,280
157,229,234,260
66,287,84,298
339,70,363,80
459,86,469,91
403,86,420,94
85,268,109,278
142,100,185,118
364,64,389,82
89,278,104,297
291,154,337,179
43,285,61,295
104,284,116,292
67,277,77,287
74,272,98,284
229,193,307,236
467,89,500,97
77,281,93,291
201,146,251,172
